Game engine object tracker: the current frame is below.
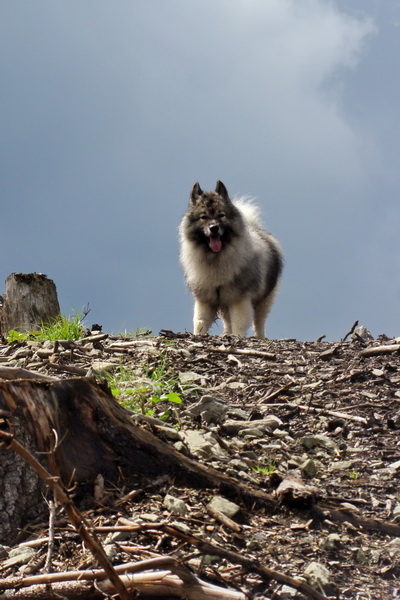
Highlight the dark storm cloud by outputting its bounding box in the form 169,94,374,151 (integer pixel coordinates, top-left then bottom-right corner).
0,1,398,340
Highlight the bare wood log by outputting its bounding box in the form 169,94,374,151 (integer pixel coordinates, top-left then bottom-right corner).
0,366,58,381
360,343,400,357
0,377,277,544
0,558,245,600
0,273,60,336
209,346,276,359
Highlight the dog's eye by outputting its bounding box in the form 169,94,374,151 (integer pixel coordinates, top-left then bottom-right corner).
218,213,225,219
200,215,208,221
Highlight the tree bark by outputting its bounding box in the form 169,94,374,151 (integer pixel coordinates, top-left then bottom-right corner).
0,273,60,336
0,377,275,545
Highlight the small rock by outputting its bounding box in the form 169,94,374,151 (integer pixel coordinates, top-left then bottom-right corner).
352,326,374,342
330,460,355,471
304,561,330,590
238,427,264,438
163,494,188,516
182,430,226,459
280,584,298,599
386,538,400,551
179,371,203,384
187,395,229,424
388,459,400,471
356,548,369,565
104,544,118,560
170,521,191,534
4,547,36,567
301,458,317,478
228,458,249,471
393,503,400,520
207,495,241,519
301,434,338,452
322,533,341,552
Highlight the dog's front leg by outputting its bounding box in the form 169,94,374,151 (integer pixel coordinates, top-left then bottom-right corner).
193,300,217,335
229,297,253,337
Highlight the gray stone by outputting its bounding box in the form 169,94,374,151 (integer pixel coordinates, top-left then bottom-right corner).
304,561,330,590
322,533,341,552
104,544,118,560
208,495,240,518
238,427,264,438
188,395,229,424
300,434,338,452
280,584,298,599
352,326,374,342
182,429,226,459
330,460,356,471
163,494,188,516
393,503,400,520
301,458,317,478
356,548,369,565
179,371,202,384
4,546,36,568
228,458,249,471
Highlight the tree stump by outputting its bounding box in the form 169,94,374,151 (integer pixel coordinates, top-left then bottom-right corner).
0,377,275,545
0,273,60,337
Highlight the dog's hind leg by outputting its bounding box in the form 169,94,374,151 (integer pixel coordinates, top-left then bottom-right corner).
253,291,277,339
193,300,217,335
229,297,253,337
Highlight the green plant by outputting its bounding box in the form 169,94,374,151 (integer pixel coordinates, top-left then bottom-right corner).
252,459,277,475
7,312,86,343
105,356,187,418
348,469,360,480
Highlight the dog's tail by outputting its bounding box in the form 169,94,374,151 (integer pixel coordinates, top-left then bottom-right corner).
233,196,263,226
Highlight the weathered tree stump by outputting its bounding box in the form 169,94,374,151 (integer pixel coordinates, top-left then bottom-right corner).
0,377,275,545
0,273,60,337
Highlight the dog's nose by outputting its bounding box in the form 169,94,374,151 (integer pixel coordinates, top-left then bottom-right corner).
209,224,219,235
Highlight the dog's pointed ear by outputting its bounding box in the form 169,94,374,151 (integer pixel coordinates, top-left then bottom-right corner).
191,182,203,202
215,180,229,200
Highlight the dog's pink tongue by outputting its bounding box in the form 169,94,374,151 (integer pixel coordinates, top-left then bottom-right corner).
209,236,222,253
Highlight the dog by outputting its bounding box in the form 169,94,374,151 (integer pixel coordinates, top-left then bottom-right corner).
179,180,283,338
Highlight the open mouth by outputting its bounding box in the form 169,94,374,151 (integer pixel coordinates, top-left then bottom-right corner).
209,235,222,253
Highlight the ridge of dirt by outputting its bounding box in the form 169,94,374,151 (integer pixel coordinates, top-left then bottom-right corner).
1,330,400,599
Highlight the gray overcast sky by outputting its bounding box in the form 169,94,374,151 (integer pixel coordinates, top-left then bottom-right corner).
1,1,399,341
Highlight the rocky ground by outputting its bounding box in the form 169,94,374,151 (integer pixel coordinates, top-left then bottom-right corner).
1,326,400,600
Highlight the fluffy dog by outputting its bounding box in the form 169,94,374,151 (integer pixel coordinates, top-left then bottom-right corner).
179,181,283,338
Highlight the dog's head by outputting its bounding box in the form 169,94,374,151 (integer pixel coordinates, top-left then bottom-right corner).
187,181,236,253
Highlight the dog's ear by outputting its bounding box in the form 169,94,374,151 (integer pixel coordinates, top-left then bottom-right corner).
215,180,229,200
191,182,203,202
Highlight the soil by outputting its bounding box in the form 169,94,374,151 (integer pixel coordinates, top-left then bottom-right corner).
1,328,400,600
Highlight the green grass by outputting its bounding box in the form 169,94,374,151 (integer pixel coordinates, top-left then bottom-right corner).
7,312,86,343
104,355,193,418
252,459,277,475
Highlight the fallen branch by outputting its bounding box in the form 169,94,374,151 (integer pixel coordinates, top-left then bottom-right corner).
0,557,245,600
0,366,57,381
209,346,276,360
0,430,131,600
269,402,368,425
258,382,294,403
341,320,359,342
94,522,329,600
360,344,400,357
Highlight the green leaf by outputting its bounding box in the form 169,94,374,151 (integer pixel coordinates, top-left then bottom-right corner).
163,392,183,404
